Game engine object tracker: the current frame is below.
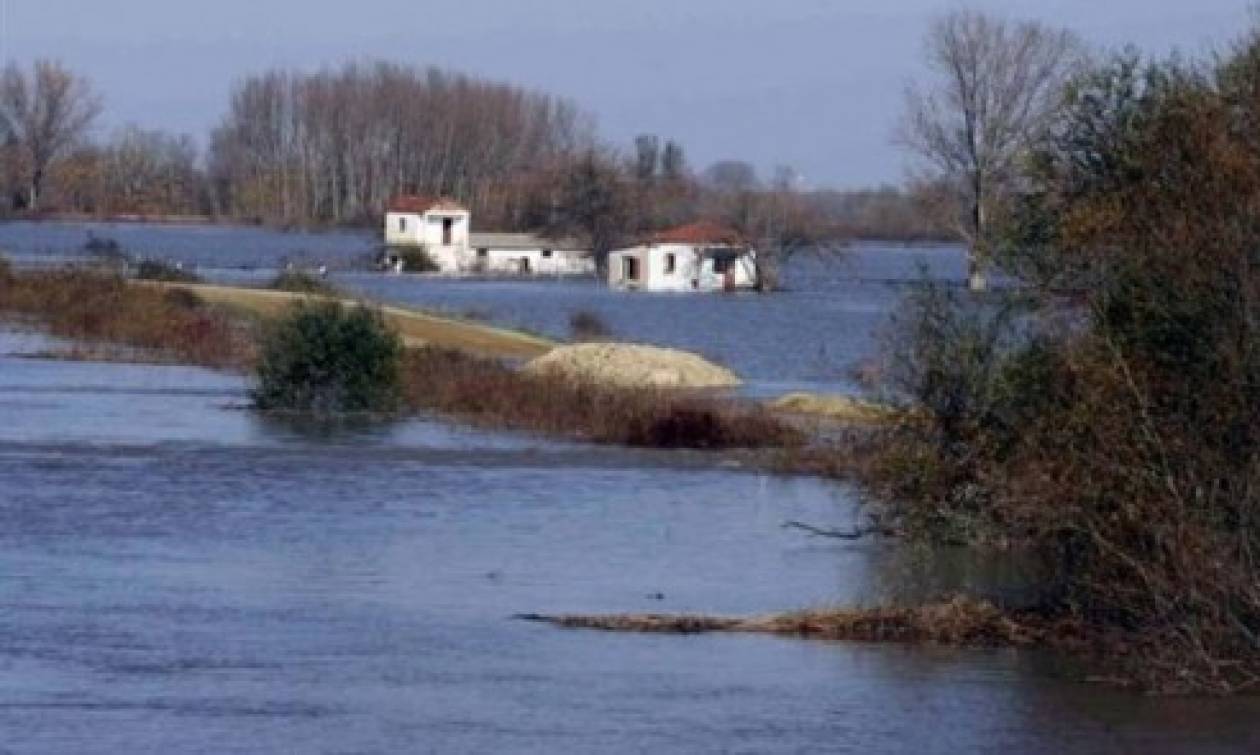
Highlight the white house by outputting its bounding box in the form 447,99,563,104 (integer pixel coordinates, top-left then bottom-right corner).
384,195,472,272
383,194,593,276
608,222,759,292
468,233,595,276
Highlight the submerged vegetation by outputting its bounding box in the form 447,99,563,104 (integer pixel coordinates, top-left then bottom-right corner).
401,347,799,449
254,303,402,414
0,268,249,367
268,270,339,296
394,247,440,274
135,259,202,284
568,310,611,341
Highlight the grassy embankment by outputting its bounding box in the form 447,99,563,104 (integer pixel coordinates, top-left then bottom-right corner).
148,277,554,360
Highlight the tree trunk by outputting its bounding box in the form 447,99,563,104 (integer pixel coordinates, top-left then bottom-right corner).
967,252,987,292
969,186,988,292
28,171,40,212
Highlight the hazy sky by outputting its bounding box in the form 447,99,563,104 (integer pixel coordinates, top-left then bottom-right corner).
7,1,1251,188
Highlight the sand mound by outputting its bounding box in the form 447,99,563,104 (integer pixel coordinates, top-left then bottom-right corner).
525,343,741,389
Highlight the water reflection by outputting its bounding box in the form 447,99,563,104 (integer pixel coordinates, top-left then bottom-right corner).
864,542,1051,608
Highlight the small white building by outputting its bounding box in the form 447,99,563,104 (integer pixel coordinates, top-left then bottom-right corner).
383,194,593,276
384,195,472,273
608,222,759,292
469,233,595,276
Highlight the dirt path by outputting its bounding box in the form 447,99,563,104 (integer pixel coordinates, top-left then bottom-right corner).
138,281,555,360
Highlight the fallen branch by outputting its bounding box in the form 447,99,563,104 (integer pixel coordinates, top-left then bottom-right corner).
515,596,1042,646
783,520,896,540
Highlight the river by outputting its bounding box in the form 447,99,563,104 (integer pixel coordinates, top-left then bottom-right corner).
1,223,1258,752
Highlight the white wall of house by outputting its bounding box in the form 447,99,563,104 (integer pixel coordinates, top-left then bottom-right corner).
608,243,758,292
384,209,471,272
474,246,595,276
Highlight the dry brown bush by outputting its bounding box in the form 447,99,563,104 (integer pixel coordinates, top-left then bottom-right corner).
401,347,801,449
0,269,253,368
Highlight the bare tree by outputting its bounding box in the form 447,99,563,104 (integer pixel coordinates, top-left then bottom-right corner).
547,150,632,272
0,60,102,211
101,126,204,215
702,160,759,193
899,10,1083,290
746,176,837,292
208,62,587,227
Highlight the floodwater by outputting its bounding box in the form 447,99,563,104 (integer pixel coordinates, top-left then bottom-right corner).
0,220,963,395
1,330,1259,753
335,248,948,397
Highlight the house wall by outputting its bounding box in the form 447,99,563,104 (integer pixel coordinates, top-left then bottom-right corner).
696,246,758,291
476,247,595,276
384,209,472,273
608,243,758,291
608,246,646,289
384,212,424,247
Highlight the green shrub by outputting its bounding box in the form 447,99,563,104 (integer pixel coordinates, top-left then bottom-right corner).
397,247,439,273
83,234,131,270
269,270,338,296
136,259,202,283
254,303,402,414
569,310,611,341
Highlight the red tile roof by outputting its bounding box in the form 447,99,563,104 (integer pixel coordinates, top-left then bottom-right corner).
651,221,744,245
387,194,466,214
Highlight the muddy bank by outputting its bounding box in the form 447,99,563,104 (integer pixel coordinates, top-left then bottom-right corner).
518,596,1049,647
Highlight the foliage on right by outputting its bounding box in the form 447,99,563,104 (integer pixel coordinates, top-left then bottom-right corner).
875,35,1260,693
